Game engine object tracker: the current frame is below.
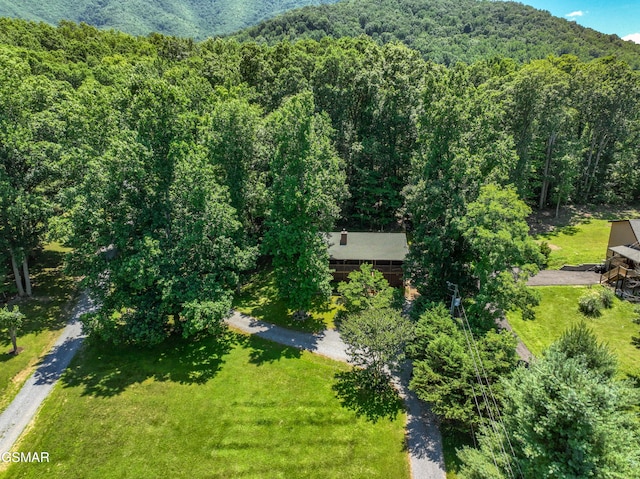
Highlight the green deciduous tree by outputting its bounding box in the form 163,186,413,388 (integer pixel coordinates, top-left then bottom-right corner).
0,305,25,353
459,184,542,325
337,263,394,315
340,307,413,383
405,63,516,303
263,91,347,318
0,53,73,297
68,74,254,345
205,89,268,238
459,323,640,479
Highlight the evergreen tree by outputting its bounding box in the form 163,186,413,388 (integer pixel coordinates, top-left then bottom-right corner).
459,324,640,479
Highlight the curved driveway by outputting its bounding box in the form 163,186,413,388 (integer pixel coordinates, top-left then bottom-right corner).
1,302,445,479
226,312,446,479
0,292,96,455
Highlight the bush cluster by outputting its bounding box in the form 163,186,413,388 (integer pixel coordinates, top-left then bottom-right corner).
578,287,615,317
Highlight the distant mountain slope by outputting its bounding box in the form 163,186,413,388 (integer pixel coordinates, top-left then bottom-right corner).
233,0,640,68
0,0,340,39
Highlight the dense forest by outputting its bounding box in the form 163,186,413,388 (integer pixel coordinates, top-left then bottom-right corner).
2,16,640,478
1,18,640,311
236,0,640,68
0,0,340,39
3,0,640,69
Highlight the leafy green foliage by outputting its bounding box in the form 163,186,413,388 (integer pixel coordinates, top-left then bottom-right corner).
599,287,615,309
577,287,615,317
458,324,640,479
67,73,255,345
237,0,640,69
460,184,542,324
0,18,638,347
263,92,347,315
340,307,413,380
408,304,518,429
578,291,603,317
0,305,25,352
337,263,394,315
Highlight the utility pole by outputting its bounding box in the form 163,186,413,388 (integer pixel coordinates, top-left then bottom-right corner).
446,281,461,317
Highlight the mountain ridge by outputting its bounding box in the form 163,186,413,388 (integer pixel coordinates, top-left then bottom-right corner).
0,0,341,40
233,0,640,68
1,0,638,69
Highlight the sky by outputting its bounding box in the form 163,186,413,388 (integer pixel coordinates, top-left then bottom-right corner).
518,1,640,43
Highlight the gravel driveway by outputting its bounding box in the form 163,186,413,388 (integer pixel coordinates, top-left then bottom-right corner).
527,270,601,286
0,292,96,455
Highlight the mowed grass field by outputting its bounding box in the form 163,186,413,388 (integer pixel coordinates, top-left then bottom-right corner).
234,268,342,333
533,206,640,269
0,243,76,413
508,286,640,377
538,219,611,269
1,332,409,479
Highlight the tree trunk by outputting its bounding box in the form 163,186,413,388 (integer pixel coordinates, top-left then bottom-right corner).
538,132,558,210
10,251,25,297
10,328,17,353
555,190,562,218
22,256,32,297
583,134,608,201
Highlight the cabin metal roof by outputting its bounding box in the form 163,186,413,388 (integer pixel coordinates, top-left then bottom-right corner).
609,245,640,264
325,232,408,261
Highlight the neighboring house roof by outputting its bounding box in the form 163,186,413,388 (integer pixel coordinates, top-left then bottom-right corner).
609,245,640,264
630,220,640,242
610,219,640,243
325,232,408,261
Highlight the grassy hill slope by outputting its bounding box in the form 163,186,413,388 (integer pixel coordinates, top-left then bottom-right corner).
0,0,341,39
234,0,640,68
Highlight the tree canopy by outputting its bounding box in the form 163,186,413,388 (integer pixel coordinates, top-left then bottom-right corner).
0,19,638,345
458,324,640,478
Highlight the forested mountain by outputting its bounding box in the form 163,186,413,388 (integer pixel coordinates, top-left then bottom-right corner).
235,0,640,68
4,0,639,69
0,0,340,39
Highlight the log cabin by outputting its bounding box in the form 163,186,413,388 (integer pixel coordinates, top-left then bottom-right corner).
326,230,408,287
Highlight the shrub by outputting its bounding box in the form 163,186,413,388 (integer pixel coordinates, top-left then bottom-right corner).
539,241,552,267
578,291,602,317
599,287,615,309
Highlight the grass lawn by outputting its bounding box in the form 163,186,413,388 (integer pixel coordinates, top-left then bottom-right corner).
0,243,76,412
234,268,342,333
537,219,612,269
532,205,640,269
508,286,640,377
1,333,409,479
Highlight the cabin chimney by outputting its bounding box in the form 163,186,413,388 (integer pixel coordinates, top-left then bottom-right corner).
340,229,348,246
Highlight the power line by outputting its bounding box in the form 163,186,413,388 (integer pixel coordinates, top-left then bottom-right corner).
447,282,524,479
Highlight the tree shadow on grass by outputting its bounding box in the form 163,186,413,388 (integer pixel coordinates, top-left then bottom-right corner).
61,330,236,398
235,333,302,365
332,368,404,423
0,350,21,363
245,298,327,334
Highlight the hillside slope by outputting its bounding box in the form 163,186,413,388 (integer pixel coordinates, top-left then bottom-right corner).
234,0,640,68
0,0,340,39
